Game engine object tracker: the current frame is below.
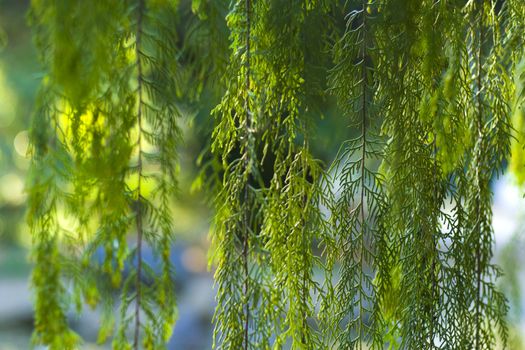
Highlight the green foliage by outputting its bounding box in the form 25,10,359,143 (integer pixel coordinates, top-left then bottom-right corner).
27,0,525,349
323,1,385,348
28,0,182,348
28,83,80,349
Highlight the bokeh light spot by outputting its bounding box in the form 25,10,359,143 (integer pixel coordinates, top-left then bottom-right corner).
13,130,28,158
0,173,25,205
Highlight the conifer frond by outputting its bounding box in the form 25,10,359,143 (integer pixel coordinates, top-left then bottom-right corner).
210,0,273,348
456,1,510,347
324,1,386,348
28,1,182,348
251,1,329,348
28,87,80,349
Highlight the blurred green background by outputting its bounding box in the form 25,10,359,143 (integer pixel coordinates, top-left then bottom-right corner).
0,1,217,348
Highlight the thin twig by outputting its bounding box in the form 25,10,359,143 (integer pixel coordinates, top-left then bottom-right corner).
133,0,145,347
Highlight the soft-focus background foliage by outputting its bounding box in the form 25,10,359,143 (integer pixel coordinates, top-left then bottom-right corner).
0,1,524,349
0,1,216,348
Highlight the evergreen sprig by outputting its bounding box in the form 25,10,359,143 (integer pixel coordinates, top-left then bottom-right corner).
28,1,181,348
210,0,274,348
324,1,386,348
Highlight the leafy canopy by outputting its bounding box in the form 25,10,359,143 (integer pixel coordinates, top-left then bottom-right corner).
27,0,525,349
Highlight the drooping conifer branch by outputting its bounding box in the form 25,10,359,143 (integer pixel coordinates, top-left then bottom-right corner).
126,1,181,346
474,4,485,347
374,1,447,347
326,1,385,348
242,0,253,350
27,2,109,347
133,0,145,347
413,2,464,347
210,0,268,347
28,1,181,348
358,6,370,347
422,3,472,347
461,1,509,347
28,86,80,349
242,0,252,348
256,1,326,347
506,0,525,185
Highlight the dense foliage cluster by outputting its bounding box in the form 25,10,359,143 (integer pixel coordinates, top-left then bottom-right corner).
27,0,525,349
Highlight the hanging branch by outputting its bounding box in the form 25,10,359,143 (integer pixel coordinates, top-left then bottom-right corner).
461,1,509,347
255,1,328,348
123,1,181,347
413,2,468,348
210,0,273,348
28,1,181,348
242,1,252,347
506,0,525,184
26,2,119,347
325,1,385,348
27,86,80,349
133,0,145,347
421,3,473,347
374,1,449,347
473,5,485,347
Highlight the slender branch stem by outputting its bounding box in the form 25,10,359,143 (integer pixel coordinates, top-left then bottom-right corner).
430,135,437,350
301,2,309,346
301,150,308,346
133,0,145,347
474,2,484,349
358,2,368,349
242,0,252,348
